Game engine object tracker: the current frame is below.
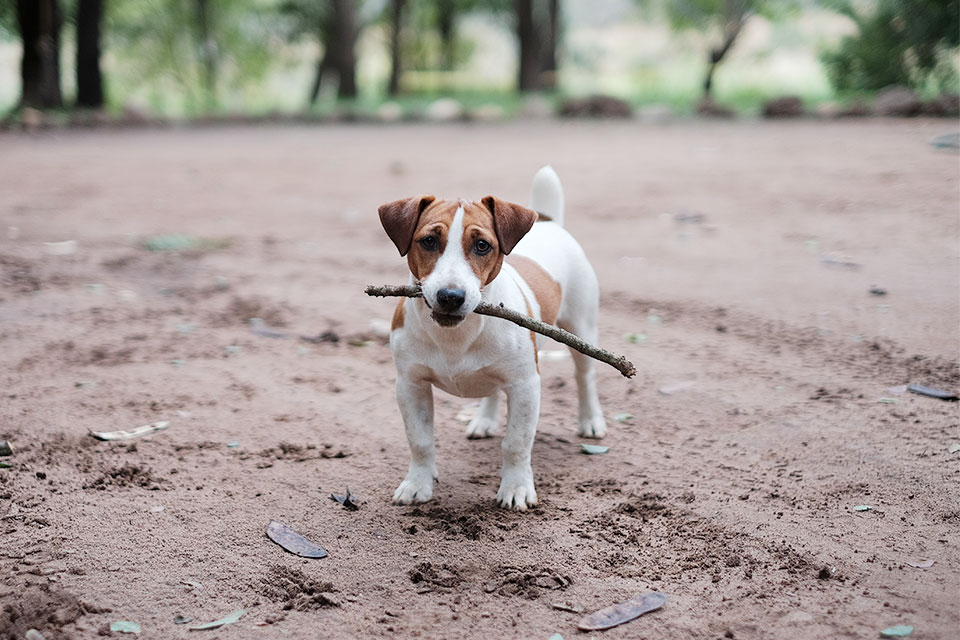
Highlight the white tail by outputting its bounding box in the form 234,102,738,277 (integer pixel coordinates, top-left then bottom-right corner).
530,165,565,227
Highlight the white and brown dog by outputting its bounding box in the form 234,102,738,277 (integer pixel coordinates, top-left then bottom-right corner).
378,166,605,510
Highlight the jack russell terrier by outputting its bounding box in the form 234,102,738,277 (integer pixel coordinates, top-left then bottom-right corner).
378,166,606,510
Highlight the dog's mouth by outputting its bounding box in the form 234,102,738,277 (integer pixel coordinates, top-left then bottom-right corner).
431,311,465,327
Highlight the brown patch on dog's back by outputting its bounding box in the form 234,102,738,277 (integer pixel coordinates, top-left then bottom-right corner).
507,256,562,325
392,299,405,331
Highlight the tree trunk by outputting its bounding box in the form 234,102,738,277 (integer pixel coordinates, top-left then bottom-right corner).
75,0,104,108
388,0,406,96
308,48,332,105
702,3,748,100
539,0,559,90
515,0,540,92
195,0,218,111
331,0,357,99
437,0,455,72
17,0,63,109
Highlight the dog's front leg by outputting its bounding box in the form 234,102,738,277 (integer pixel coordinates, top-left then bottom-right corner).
497,375,541,511
392,377,438,504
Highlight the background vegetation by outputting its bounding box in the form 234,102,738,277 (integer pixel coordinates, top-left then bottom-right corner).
0,0,957,118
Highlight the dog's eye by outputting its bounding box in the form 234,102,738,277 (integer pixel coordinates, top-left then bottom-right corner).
474,239,492,255
418,236,438,251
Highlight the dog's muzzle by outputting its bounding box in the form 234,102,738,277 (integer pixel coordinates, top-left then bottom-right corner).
430,287,467,327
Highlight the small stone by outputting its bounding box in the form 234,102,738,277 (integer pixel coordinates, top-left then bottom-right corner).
0,441,12,456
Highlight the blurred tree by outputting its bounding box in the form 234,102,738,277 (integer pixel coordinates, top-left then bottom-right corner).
822,0,960,92
387,0,407,95
515,0,559,91
282,0,359,104
109,0,277,114
17,0,64,109
194,0,218,110
654,0,792,102
75,0,105,108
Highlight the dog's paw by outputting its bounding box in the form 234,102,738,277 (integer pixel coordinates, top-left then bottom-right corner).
392,469,436,504
465,415,499,439
496,469,537,511
578,414,607,439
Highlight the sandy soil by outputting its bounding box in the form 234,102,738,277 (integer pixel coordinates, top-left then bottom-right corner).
1,119,958,640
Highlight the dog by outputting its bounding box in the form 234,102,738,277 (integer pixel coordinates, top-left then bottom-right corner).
378,166,606,510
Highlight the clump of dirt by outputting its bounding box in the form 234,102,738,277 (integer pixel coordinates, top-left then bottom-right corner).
81,344,136,366
483,566,571,599
406,505,492,541
82,464,167,490
408,562,461,591
575,478,624,496
216,295,289,327
258,442,348,462
0,585,87,640
616,492,672,520
260,565,339,611
1,255,41,294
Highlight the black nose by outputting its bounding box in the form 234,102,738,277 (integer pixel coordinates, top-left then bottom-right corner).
436,288,466,312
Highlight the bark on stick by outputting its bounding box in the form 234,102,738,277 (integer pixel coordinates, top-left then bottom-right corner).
365,284,636,378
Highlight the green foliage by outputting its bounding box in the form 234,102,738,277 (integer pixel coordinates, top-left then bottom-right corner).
822,0,960,92
106,0,286,114
0,1,15,40
656,0,792,32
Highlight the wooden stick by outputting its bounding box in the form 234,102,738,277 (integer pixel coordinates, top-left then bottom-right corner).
365,284,636,378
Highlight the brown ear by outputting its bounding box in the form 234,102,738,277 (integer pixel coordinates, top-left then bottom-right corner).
482,196,538,255
378,195,436,256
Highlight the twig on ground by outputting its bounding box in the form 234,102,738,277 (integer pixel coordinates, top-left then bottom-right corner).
365,284,636,378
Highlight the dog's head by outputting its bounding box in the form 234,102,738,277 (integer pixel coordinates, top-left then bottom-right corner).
379,195,537,327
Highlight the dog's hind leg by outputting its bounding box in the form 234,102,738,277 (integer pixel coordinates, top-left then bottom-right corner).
466,393,500,439
560,309,607,439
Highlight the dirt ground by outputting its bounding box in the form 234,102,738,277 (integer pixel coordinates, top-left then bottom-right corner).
1,119,958,640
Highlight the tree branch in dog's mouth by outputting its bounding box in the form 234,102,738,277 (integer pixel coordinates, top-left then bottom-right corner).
365,284,637,378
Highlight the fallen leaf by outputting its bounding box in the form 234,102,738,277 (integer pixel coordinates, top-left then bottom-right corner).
552,602,585,614
580,444,609,455
181,580,203,590
330,487,360,511
905,559,934,569
614,413,634,423
189,609,245,631
110,621,141,634
174,615,193,625
0,462,12,469
878,398,898,404
43,240,77,256
578,591,667,631
90,421,169,441
880,624,913,637
852,505,873,512
658,381,696,395
266,520,328,558
907,384,958,401
624,333,647,344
